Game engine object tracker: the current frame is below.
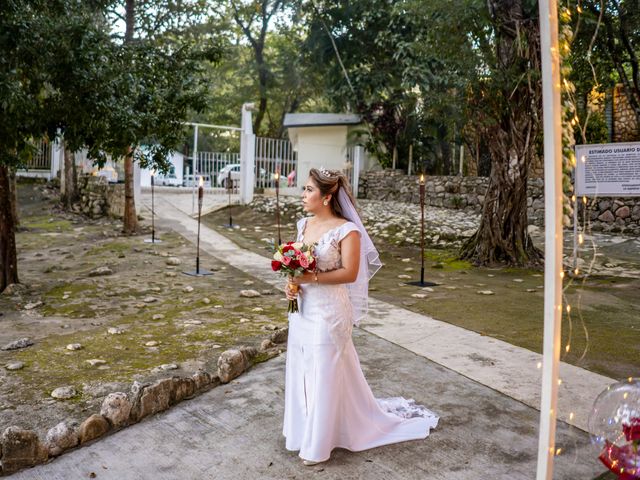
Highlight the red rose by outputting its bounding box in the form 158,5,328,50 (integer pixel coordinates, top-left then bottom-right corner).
289,259,299,269
623,417,640,442
271,260,282,271
282,245,293,253
309,259,316,270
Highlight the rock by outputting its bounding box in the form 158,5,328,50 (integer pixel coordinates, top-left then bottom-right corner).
401,258,411,262
513,279,524,283
476,290,495,295
192,370,213,391
158,363,178,371
243,280,254,286
184,320,203,326
252,307,264,312
2,338,34,351
615,205,631,219
165,272,177,277
217,349,249,384
260,339,275,350
397,274,412,279
86,359,107,367
239,318,250,323
78,414,110,444
0,426,49,474
152,314,165,320
23,301,43,310
100,392,132,428
142,296,158,303
45,422,79,456
51,386,77,400
130,377,194,422
66,343,83,351
107,327,124,335
5,361,25,371
145,340,160,347
89,266,113,277
202,297,211,304
240,289,261,298
411,293,427,299
183,286,194,293
597,210,615,223
270,327,289,344
166,257,181,266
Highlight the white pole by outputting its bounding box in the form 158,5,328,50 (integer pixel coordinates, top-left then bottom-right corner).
353,146,362,196
459,145,464,176
536,0,563,479
192,125,198,214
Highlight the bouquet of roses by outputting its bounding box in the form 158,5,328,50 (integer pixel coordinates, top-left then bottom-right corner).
271,241,317,313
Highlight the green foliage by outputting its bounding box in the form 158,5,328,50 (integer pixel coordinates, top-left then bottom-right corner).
304,0,486,172
0,0,221,172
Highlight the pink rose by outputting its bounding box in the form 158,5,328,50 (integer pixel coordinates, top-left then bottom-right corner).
298,254,309,269
282,256,291,266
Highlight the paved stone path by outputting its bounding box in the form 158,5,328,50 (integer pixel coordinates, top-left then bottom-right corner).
12,330,601,479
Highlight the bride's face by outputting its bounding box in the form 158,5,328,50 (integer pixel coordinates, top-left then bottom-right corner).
301,177,325,213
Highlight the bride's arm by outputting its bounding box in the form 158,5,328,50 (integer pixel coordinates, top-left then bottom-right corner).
292,231,361,285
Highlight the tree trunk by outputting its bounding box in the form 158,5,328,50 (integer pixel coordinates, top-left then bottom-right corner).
123,147,138,234
460,0,543,266
122,0,138,234
9,168,19,228
0,165,19,292
61,146,78,209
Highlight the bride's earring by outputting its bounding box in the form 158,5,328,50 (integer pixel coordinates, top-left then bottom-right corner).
323,200,328,206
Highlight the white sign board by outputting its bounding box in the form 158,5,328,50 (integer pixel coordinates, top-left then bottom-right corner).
575,142,640,197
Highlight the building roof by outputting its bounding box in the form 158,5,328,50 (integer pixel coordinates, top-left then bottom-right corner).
283,113,362,128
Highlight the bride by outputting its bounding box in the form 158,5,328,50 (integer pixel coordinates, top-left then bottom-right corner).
283,167,439,466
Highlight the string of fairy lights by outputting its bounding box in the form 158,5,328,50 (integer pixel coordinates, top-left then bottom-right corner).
537,1,608,461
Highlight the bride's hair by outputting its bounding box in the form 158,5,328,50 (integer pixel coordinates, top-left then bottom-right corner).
308,168,357,219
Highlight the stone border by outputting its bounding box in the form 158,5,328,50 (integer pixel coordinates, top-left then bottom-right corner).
0,328,288,476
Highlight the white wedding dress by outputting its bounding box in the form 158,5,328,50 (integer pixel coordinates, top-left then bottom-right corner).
283,217,439,462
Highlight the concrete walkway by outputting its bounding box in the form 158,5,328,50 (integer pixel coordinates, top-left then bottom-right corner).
13,330,601,479
13,192,607,479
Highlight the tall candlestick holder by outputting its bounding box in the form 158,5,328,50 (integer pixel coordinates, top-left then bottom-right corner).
222,169,235,228
144,170,162,243
184,176,213,276
408,173,437,287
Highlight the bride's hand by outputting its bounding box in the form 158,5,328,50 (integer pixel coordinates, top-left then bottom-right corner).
290,271,313,285
285,283,298,300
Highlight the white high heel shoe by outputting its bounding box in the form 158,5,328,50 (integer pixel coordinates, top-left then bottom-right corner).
302,459,322,466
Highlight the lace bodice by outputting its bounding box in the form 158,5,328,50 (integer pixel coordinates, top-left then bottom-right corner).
296,217,360,273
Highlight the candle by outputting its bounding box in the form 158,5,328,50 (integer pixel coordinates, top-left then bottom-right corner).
198,175,203,200
419,174,425,199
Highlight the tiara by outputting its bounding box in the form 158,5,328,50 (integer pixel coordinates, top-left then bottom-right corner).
319,166,337,178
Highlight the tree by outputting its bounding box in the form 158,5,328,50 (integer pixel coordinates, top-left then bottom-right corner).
459,0,543,266
304,0,476,171
228,0,285,135
0,0,219,291
567,1,640,141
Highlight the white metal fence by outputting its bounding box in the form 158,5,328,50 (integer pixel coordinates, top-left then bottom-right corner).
187,151,241,189
254,137,297,189
24,139,51,170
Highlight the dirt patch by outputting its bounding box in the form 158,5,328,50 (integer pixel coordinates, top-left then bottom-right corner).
0,183,288,438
